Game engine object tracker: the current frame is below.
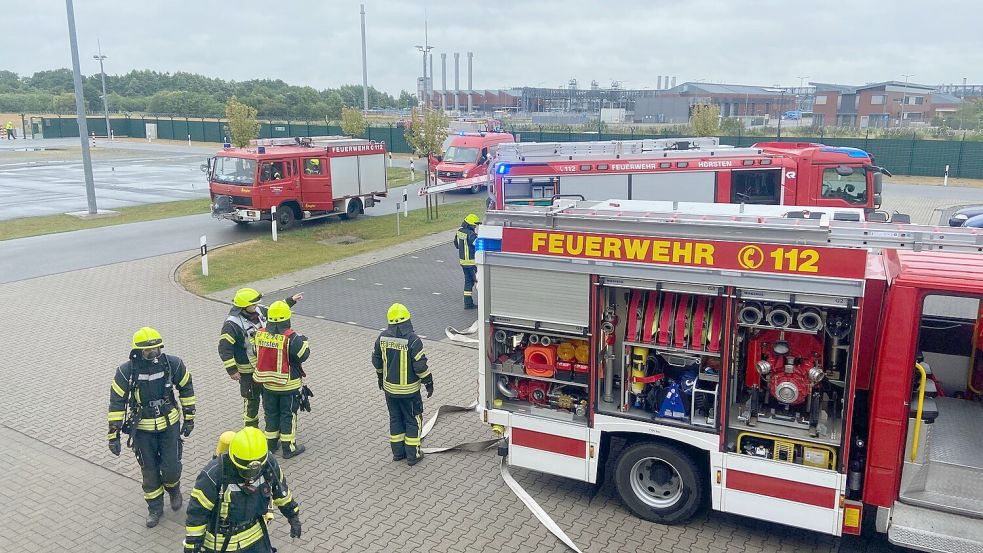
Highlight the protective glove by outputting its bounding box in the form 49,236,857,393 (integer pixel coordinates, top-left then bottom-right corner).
109,435,121,456
182,419,195,438
288,515,302,538
425,382,434,398
377,374,384,390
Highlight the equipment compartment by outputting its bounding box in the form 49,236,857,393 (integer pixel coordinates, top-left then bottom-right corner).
596,284,725,432
489,324,590,422
725,293,857,467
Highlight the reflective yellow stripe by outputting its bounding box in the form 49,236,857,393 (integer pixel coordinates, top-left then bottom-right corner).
262,377,302,392
416,369,431,380
203,522,263,551
179,395,196,406
190,488,214,511
414,349,426,361
135,408,180,431
460,259,475,266
220,333,235,344
297,341,309,357
273,489,293,507
178,370,190,387
219,488,232,521
383,381,421,394
223,359,237,368
144,486,164,500
107,432,118,440
389,433,405,442
463,291,473,296
186,524,207,537
108,411,124,422
111,380,126,397
264,429,280,439
400,348,408,386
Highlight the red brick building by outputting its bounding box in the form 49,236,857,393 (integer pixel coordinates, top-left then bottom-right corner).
811,81,954,128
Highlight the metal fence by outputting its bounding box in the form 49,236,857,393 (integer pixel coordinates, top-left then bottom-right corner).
39,116,983,179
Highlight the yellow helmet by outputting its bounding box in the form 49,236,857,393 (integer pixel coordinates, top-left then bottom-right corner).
228,427,268,480
233,287,262,308
268,300,291,323
310,158,320,165
132,327,164,349
387,303,411,324
464,213,480,225
215,431,236,457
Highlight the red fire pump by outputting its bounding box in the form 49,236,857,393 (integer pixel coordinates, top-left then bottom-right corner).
746,330,825,407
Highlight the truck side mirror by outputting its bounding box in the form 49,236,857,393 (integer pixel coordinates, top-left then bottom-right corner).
873,172,883,194
835,165,854,177
200,157,212,173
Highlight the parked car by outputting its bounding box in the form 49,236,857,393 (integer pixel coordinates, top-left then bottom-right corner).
782,110,802,120
948,205,983,227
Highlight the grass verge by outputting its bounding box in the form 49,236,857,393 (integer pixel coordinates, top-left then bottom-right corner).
179,199,483,296
0,197,210,242
386,166,416,188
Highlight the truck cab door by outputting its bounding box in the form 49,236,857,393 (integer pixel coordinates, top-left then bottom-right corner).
810,165,870,209
258,160,289,207
299,156,331,211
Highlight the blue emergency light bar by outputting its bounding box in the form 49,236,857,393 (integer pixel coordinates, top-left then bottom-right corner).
475,238,502,252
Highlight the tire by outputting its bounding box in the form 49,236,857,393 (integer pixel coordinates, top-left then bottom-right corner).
275,204,296,230
614,441,704,524
469,184,482,194
339,198,362,220
234,220,251,227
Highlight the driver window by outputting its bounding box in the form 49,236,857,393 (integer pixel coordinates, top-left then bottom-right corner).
479,147,489,165
304,158,323,175
260,161,285,182
822,168,867,204
730,170,780,205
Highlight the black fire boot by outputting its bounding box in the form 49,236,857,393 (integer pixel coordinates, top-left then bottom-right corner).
146,506,163,528
267,438,280,455
407,451,424,466
282,443,306,459
167,485,183,511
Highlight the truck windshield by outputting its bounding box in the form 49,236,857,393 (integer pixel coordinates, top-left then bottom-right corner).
212,157,256,185
821,167,867,204
443,146,479,164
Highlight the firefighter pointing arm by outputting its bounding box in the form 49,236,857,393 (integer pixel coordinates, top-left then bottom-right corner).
373,303,433,465
218,288,302,428
108,327,195,528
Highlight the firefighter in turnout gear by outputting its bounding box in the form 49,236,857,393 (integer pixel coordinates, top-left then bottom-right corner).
108,327,196,528
253,301,311,458
219,288,302,428
183,427,302,553
372,303,433,465
454,213,480,309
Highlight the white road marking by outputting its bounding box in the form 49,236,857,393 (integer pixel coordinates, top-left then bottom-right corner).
432,292,442,295
436,259,445,263
314,315,325,319
346,321,359,325
374,282,383,286
411,255,419,259
347,277,357,281
402,287,412,290
418,335,427,339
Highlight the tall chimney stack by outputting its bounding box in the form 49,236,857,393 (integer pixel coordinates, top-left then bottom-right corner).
671,76,676,88
657,76,662,90
467,52,473,113
454,53,460,112
441,53,447,111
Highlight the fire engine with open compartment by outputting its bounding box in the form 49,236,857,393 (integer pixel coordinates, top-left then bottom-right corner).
474,199,983,550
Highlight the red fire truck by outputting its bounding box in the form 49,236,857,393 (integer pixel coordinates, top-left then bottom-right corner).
207,136,388,229
424,131,515,194
474,199,983,549
488,138,898,221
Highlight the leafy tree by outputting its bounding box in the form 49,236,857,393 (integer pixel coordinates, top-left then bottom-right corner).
690,104,721,136
225,96,260,147
28,69,75,93
719,117,744,135
52,92,77,114
397,90,418,109
404,107,449,180
0,70,22,92
340,106,366,136
321,91,343,119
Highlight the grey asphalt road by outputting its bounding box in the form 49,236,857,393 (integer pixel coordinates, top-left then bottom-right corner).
270,244,476,340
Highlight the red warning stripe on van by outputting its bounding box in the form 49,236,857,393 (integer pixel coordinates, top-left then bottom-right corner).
512,428,586,458
726,469,837,509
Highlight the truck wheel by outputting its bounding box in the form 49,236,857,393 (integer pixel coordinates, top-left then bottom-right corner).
470,184,483,194
234,220,251,227
614,441,704,524
275,205,296,230
340,198,362,220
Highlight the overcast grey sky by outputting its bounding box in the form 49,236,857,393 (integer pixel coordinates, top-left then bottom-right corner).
7,0,982,94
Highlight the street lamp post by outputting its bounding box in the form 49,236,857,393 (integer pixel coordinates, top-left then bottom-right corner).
66,0,98,215
93,40,111,140
900,73,913,128
415,44,432,108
